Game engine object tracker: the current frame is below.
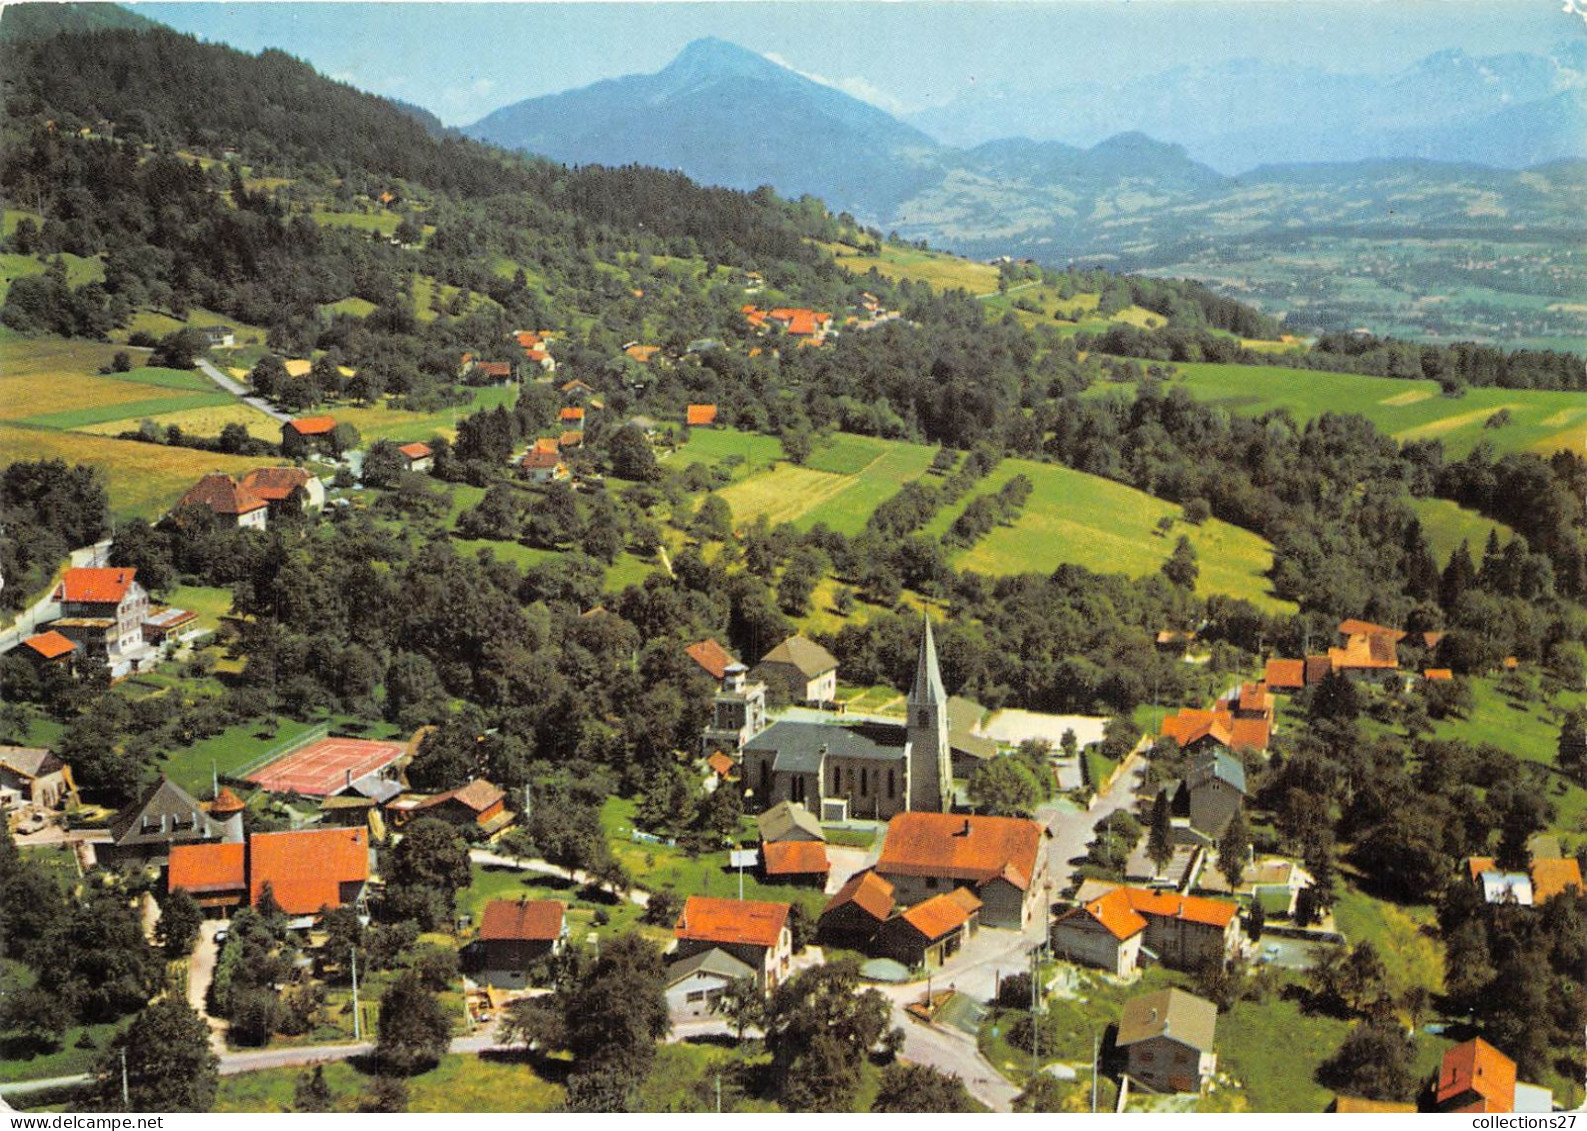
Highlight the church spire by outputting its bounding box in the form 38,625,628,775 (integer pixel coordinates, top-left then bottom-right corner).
910,613,946,707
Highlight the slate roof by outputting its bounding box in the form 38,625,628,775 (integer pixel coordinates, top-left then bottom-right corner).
675,896,789,948
1184,752,1247,796
665,946,757,988
1116,987,1218,1053
744,721,904,776
341,773,403,803
877,813,1044,890
755,799,825,843
480,899,565,941
0,746,62,778
109,777,236,847
758,635,838,679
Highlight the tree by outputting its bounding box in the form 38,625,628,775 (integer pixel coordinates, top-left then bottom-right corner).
717,974,765,1043
968,756,1043,817
98,998,218,1112
764,960,895,1111
1147,790,1174,876
698,779,744,842
559,933,671,1108
384,818,471,930
1556,708,1587,788
155,889,204,958
361,440,408,488
359,1076,409,1113
375,970,450,1075
293,1065,335,1113
872,1063,975,1112
1161,535,1198,589
607,425,659,482
1217,808,1251,889
1316,1019,1416,1102
693,494,733,542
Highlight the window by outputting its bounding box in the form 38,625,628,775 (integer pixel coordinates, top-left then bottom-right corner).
888,769,896,796
860,768,868,795
925,877,939,890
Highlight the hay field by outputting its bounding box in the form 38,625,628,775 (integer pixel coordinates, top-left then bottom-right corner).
78,401,283,442
716,434,937,536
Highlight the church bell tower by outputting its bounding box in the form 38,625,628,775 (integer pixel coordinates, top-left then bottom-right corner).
906,615,952,812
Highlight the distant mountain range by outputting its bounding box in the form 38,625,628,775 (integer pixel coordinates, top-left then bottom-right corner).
466,38,1587,269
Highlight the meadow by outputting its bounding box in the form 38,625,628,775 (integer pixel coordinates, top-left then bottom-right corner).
0,250,104,302
211,1054,563,1114
932,458,1291,613
715,434,937,537
336,384,517,443
671,426,784,479
79,401,285,442
1165,362,1586,457
1409,497,1516,566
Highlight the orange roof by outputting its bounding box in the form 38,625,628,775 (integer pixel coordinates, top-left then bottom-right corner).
397,442,432,460
1467,855,1499,882
476,361,512,378
1329,633,1398,670
1264,659,1305,690
239,467,313,501
558,431,584,447
521,450,562,471
515,331,542,348
900,888,981,939
58,567,138,604
534,437,560,454
823,869,895,922
1161,708,1234,748
877,813,1044,890
706,751,735,777
1338,619,1406,642
208,786,246,815
559,406,585,422
1424,668,1453,681
21,630,76,659
1229,717,1270,752
1436,1038,1516,1113
1531,857,1583,903
480,899,564,941
178,472,268,516
763,840,829,877
1058,886,1149,940
624,345,660,363
1502,656,1519,669
787,311,820,335
676,895,789,948
287,416,337,436
1422,631,1446,649
686,404,718,426
417,778,504,815
686,638,737,680
169,842,247,895
560,379,592,393
524,348,548,362
249,827,369,914
1236,682,1271,714
1121,887,1239,929
1305,655,1336,684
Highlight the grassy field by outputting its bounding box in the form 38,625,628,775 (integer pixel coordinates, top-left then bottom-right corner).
715,435,938,537
166,584,236,631
212,1053,563,1113
309,209,401,236
1166,362,1587,457
321,296,378,318
0,251,104,302
672,426,784,479
114,306,267,346
1216,985,1354,1112
20,391,237,430
1332,884,1446,997
337,385,516,443
934,458,1291,613
822,240,1001,294
79,400,284,442
1409,498,1517,566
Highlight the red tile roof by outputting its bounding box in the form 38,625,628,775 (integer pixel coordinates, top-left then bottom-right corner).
249,827,369,914
417,778,504,815
168,842,247,895
686,638,737,680
1424,668,1454,681
900,888,981,939
559,407,585,422
1121,887,1239,929
534,437,560,454
823,869,895,922
706,751,736,778
398,442,432,460
521,450,562,470
1058,886,1149,940
558,431,584,448
676,895,789,948
239,467,314,501
762,840,829,877
686,404,718,426
1264,659,1305,690
1229,717,1271,752
1305,655,1335,684
515,331,542,348
209,786,246,815
1530,857,1583,903
58,567,138,604
1436,1038,1516,1113
480,899,565,942
286,416,337,436
21,630,76,659
178,472,268,516
1237,682,1271,714
1338,619,1406,641
475,361,512,379
877,813,1044,890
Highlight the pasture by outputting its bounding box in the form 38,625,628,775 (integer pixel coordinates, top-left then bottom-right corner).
79,401,283,442
0,251,104,302
715,434,937,536
1165,362,1586,457
1409,497,1516,565
336,384,517,443
672,426,784,479
935,458,1291,612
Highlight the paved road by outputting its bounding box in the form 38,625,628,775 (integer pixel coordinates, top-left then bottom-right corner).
1042,746,1146,895
195,358,292,423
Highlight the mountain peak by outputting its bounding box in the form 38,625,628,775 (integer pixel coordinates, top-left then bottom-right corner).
664,37,784,83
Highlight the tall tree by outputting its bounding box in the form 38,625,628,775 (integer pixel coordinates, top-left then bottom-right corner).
1316,1018,1417,1102
97,998,217,1112
764,960,895,1112
871,1063,975,1112
375,970,451,1075
1217,809,1251,889
1147,790,1174,876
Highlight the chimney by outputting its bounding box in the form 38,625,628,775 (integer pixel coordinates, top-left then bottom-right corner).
346,768,353,788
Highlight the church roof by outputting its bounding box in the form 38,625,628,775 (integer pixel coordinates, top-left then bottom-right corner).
911,615,947,707
744,720,904,775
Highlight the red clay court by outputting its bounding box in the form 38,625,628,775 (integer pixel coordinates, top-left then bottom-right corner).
245,736,405,797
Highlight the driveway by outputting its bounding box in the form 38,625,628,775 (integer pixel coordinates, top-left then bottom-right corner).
1041,746,1146,895
188,921,231,1055
467,848,650,907
195,358,292,423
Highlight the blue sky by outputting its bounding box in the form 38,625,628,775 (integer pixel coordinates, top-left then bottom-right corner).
136,1,1577,126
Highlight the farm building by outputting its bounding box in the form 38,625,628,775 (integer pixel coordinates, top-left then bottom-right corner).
240,467,326,514
281,416,338,456
175,472,268,529
876,811,1048,929
397,442,434,472
100,777,243,866
1116,988,1219,1094
168,826,372,915
470,899,567,988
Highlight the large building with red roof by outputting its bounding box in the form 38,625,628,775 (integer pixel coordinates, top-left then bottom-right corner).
175,472,269,529
875,811,1049,929
167,826,371,915
53,567,148,657
1052,884,1243,973
673,895,792,990
472,899,567,987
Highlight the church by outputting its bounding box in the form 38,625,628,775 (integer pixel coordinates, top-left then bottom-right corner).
718,618,960,821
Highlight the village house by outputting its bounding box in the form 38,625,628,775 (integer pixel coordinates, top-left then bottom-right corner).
558,406,585,429
1050,887,1147,975
52,567,149,660
817,869,896,950
1426,1037,1553,1113
700,663,768,755
0,745,76,813
1116,987,1219,1094
395,778,511,835
470,899,567,988
471,360,514,385
685,403,718,428
520,450,570,483
1053,885,1243,973
200,324,236,349
752,634,839,705
175,473,269,529
685,638,738,682
1466,854,1583,906
1263,658,1305,692
239,467,326,515
664,948,758,1019
100,777,243,866
281,416,338,456
557,430,584,450
560,378,595,400
167,826,372,916
1159,706,1269,756
19,630,76,667
875,811,1049,929
624,344,661,364
1173,751,1248,842
397,442,434,472
756,799,825,844
672,895,793,992
875,888,981,969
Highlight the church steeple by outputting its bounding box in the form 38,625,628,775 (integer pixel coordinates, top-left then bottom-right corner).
906,613,952,812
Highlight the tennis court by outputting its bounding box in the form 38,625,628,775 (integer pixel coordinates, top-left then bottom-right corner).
245,736,405,797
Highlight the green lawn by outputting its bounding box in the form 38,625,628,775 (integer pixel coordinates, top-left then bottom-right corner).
673,426,784,479
714,434,938,537
1332,884,1446,996
108,366,219,393
337,385,516,443
309,209,401,236
1409,497,1517,566
0,1016,131,1084
1165,362,1586,458
158,714,401,797
21,391,235,430
460,861,653,949
0,251,104,302
321,296,378,319
165,584,236,631
212,1053,563,1113
1217,986,1353,1112
938,458,1291,613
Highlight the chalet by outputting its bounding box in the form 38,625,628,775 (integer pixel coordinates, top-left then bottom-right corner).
19,630,76,666
1050,887,1146,975
472,899,567,987
558,406,585,429
54,567,149,658
761,839,829,887
818,869,895,950
875,888,980,968
240,467,325,514
1159,707,1268,755
1116,988,1219,1093
752,635,838,705
397,443,434,472
673,896,792,991
665,948,757,1019
875,812,1049,929
101,777,243,866
406,778,510,834
168,826,372,915
1329,619,1404,681
559,379,595,400
1426,1038,1554,1114
756,800,825,844
0,746,75,812
281,416,338,456
686,404,718,428
200,325,236,349
1263,658,1305,692
1173,752,1248,841
176,473,269,529
701,664,768,755
520,450,569,483
685,638,739,682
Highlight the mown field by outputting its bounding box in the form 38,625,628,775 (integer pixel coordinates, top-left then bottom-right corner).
0,250,104,302
211,1053,564,1114
1408,497,1517,566
715,433,938,537
78,401,284,442
930,458,1291,613
672,426,784,480
336,384,517,443
1166,362,1586,457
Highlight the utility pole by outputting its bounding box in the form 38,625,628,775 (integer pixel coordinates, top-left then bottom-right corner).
120,1047,129,1110
1030,946,1040,1070
715,1070,722,1114
1091,1028,1099,1113
350,946,362,1041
